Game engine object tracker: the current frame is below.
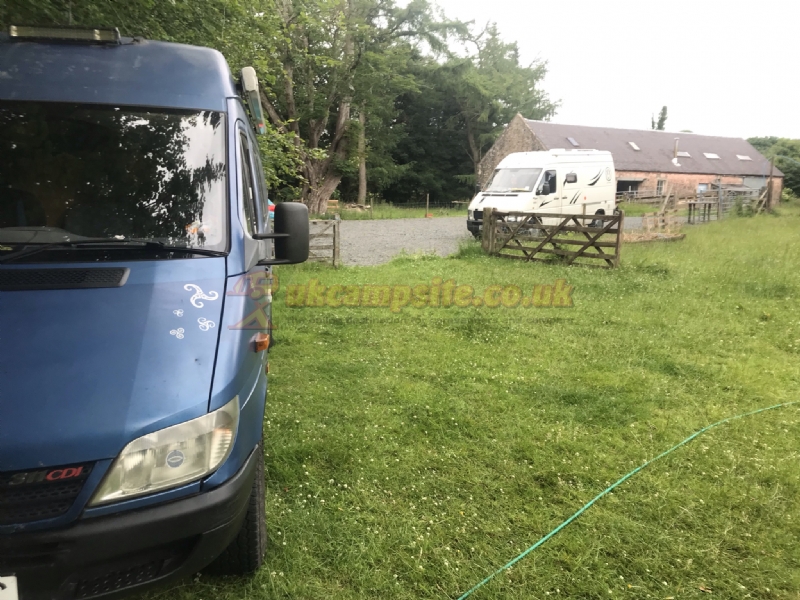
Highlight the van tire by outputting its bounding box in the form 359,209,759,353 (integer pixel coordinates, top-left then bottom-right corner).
590,209,605,229
205,443,267,575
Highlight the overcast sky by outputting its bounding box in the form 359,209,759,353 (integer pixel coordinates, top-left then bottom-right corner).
432,0,797,140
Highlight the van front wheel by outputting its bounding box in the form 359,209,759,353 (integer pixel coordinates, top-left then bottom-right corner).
206,444,267,575
589,209,605,229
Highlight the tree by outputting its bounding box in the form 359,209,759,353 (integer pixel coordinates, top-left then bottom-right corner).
377,23,557,204
748,136,800,196
250,0,450,213
377,56,475,205
444,24,556,179
651,106,668,130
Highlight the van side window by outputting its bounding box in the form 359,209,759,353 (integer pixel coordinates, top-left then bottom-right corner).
239,133,258,236
249,137,271,232
544,170,557,194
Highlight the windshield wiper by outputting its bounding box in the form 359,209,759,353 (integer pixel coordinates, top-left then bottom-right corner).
0,239,226,264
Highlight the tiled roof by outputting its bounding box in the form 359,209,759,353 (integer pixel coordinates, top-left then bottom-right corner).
524,119,783,177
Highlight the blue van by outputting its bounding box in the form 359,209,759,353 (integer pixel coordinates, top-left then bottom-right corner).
0,26,308,600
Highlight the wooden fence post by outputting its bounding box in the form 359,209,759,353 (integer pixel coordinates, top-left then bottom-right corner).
333,216,341,267
614,212,624,268
482,207,494,253
767,158,775,209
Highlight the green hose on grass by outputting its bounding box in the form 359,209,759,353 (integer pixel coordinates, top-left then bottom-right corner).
457,400,799,600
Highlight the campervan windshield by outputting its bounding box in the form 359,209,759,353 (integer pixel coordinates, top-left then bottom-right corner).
485,168,542,193
0,101,228,252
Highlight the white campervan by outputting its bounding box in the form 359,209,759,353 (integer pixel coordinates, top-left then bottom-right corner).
467,149,616,236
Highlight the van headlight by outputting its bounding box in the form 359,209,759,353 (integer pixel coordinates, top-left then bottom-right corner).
468,210,474,220
89,397,239,506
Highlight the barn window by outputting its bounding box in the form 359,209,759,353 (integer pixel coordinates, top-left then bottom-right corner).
677,151,691,158
567,137,579,147
628,142,640,151
656,180,666,196
737,155,752,161
704,152,720,159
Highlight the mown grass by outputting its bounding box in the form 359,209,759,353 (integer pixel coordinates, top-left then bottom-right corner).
148,203,800,600
313,204,468,221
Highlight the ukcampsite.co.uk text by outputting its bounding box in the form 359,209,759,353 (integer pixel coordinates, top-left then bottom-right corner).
284,278,574,312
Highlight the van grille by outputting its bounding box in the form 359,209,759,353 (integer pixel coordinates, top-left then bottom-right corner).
474,210,483,221
0,463,93,526
0,267,129,291
72,541,195,599
75,560,163,599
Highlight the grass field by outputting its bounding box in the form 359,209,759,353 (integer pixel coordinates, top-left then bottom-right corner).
618,202,690,217
149,203,799,600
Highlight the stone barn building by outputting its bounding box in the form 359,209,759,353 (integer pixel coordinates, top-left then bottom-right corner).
479,115,783,202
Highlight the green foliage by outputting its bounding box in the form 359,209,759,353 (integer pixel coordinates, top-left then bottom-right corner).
442,24,557,172
377,24,557,205
748,136,800,196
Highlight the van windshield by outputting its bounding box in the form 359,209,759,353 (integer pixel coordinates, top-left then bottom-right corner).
485,168,542,193
0,101,227,252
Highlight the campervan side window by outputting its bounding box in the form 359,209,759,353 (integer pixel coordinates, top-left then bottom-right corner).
543,170,557,195
485,168,542,193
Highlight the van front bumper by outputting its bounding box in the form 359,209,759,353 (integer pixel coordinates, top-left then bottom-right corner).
0,447,258,600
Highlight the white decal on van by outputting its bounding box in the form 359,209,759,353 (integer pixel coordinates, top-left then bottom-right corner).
198,318,216,332
173,309,184,317
170,328,185,340
184,284,219,308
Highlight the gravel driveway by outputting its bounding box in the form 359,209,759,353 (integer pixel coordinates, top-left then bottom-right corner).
340,217,471,266
337,215,661,266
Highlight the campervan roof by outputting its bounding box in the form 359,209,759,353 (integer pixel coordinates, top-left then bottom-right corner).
0,33,237,111
497,150,612,169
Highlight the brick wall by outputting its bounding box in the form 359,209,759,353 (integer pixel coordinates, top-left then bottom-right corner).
477,114,545,189
616,171,745,196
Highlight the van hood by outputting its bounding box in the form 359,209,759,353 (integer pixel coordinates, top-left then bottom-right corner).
0,258,227,471
469,192,540,213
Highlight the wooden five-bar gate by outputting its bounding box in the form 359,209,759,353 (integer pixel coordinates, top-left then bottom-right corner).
481,207,625,268
309,218,341,267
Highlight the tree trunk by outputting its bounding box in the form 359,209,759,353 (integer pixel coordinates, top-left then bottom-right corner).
464,115,481,177
357,106,367,204
305,167,342,215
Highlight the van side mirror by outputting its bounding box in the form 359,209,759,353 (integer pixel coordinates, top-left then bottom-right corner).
565,173,577,184
255,203,309,265
539,182,551,196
